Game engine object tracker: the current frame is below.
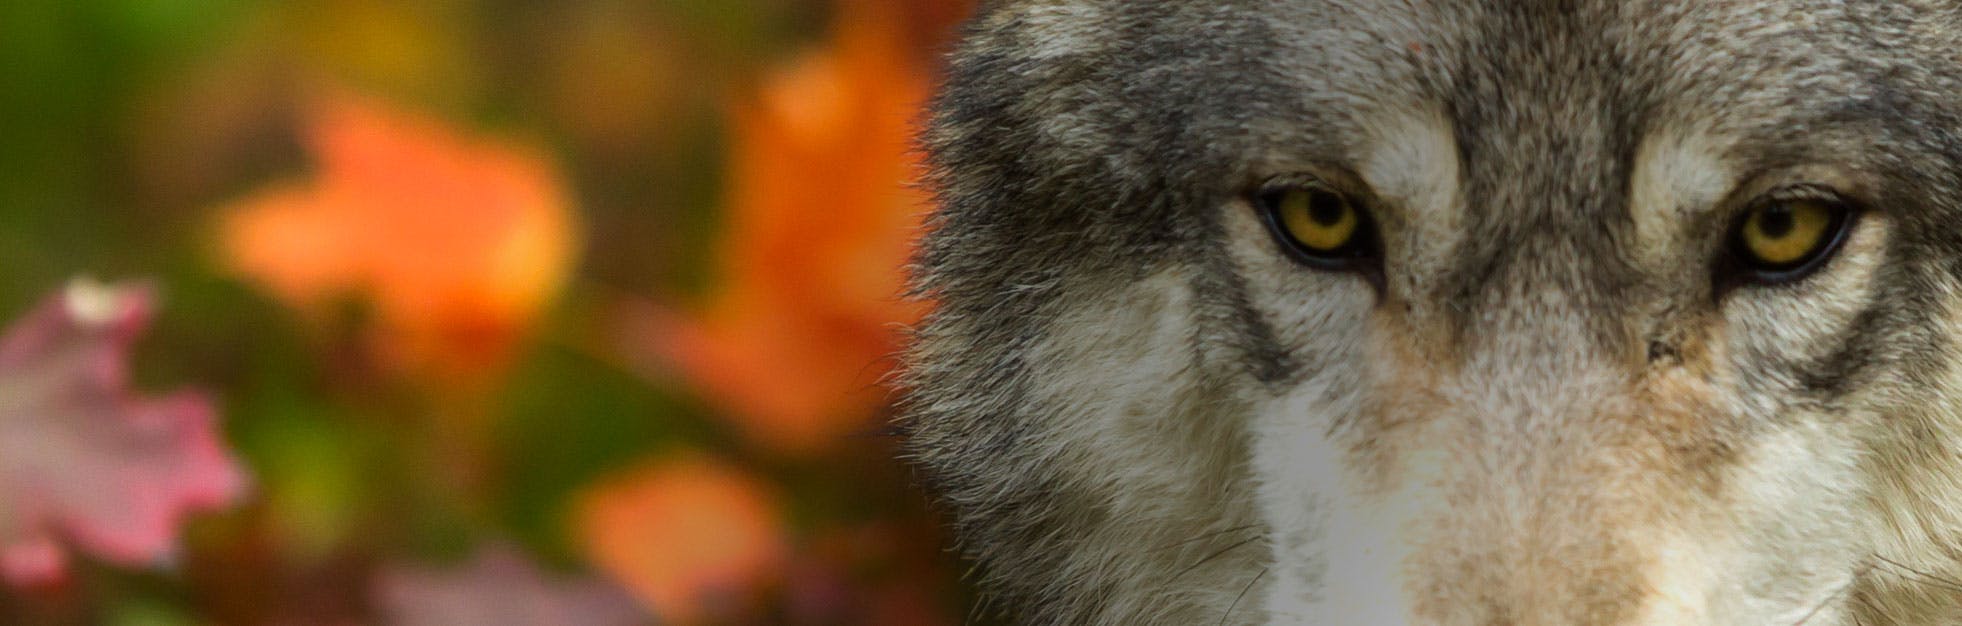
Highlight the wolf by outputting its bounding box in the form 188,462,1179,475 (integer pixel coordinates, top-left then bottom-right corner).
899,1,1962,624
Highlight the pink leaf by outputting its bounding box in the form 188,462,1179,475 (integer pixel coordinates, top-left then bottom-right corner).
0,279,248,587
376,544,647,626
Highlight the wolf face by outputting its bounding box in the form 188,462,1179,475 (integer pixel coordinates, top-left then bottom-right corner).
902,1,1962,624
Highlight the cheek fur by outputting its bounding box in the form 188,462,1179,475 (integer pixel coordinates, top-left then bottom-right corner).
1249,382,1421,626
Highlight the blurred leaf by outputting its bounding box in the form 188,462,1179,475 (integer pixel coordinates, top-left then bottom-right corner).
375,544,644,626
575,455,787,624
215,92,581,385
0,279,248,587
651,1,930,457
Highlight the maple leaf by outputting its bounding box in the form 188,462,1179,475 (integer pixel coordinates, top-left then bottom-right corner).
218,93,579,382
653,2,932,456
375,544,646,626
575,455,787,625
0,279,248,587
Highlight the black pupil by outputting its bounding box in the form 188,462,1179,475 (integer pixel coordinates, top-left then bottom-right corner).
1756,205,1795,239
1308,191,1347,226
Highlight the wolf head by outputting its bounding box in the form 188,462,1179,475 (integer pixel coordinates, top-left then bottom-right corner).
902,1,1962,624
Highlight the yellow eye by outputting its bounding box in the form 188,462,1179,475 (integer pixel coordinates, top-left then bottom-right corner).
1257,179,1380,274
1734,197,1847,271
1276,187,1358,252
1269,185,1361,253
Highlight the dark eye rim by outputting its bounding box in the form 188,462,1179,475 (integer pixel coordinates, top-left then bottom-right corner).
1253,179,1382,273
1721,187,1861,286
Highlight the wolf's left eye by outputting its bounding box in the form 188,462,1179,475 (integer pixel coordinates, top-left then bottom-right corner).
1257,181,1379,271
1728,191,1856,284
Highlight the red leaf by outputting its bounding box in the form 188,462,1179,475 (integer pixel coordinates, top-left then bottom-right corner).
0,279,248,587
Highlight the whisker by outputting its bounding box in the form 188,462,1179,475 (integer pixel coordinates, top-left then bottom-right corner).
1168,524,1263,548
1794,560,1875,626
1171,536,1264,583
1218,567,1268,626
1873,555,1962,595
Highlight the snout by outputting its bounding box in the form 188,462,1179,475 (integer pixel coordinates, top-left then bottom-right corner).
1253,350,1872,626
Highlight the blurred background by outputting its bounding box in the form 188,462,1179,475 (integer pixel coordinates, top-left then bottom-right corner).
0,0,977,623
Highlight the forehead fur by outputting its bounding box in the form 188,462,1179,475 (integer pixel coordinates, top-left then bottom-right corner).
923,0,1962,274
921,0,1962,368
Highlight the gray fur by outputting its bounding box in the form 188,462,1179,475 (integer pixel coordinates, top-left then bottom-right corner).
901,1,1962,624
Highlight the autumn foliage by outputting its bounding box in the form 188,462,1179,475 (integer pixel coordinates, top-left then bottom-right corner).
0,0,975,623
218,94,579,382
658,2,933,456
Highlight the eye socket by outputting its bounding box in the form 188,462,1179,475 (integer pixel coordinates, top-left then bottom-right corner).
1726,190,1858,284
1257,181,1378,270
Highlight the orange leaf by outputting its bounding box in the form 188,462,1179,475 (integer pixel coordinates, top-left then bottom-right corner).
575,456,787,625
217,93,579,382
660,2,931,456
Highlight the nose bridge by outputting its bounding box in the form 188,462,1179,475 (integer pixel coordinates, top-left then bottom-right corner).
1445,231,1645,504
1445,152,1639,370
1406,241,1661,625
1454,233,1634,409
1445,278,1632,505
1366,215,1683,625
1404,350,1654,626
1395,16,1668,624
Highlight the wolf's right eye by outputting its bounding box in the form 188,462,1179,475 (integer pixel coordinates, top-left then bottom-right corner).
1725,189,1858,285
1257,181,1379,271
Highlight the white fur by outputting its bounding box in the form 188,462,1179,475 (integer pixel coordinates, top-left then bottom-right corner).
1020,271,1266,623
